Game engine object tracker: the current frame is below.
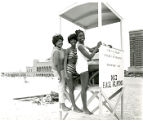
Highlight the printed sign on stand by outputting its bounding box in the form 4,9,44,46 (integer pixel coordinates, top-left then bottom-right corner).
99,45,124,90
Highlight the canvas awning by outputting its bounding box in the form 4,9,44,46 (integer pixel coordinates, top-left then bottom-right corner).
59,1,123,49
60,2,122,29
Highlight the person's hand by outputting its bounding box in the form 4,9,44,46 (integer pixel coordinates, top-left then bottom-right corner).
97,41,102,48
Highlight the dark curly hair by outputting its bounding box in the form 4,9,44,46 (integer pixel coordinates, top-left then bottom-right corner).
52,34,64,46
68,33,77,43
75,29,84,36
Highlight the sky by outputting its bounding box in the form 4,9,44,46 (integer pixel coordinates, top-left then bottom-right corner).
0,0,143,72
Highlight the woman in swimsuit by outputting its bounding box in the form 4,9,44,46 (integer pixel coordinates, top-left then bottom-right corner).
75,29,102,114
51,34,71,111
64,33,82,112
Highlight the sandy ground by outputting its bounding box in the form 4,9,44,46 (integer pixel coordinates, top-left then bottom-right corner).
0,77,142,120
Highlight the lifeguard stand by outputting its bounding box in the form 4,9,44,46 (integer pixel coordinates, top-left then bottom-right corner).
59,1,124,120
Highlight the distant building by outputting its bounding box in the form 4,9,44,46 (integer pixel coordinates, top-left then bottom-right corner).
26,58,55,77
1,58,56,77
128,30,143,74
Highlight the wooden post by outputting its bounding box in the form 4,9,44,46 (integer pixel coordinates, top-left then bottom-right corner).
99,88,103,118
121,87,124,120
98,1,103,118
120,20,123,50
59,104,62,120
59,17,62,34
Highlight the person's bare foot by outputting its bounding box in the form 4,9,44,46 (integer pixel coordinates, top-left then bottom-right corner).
61,104,71,111
73,106,83,113
83,109,92,115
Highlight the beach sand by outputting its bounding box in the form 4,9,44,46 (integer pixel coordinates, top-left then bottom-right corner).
0,77,142,120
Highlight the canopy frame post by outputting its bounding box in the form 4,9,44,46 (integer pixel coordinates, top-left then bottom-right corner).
120,20,123,50
59,17,62,34
98,1,103,118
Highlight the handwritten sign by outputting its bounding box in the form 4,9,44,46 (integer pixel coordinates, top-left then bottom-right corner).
99,45,124,89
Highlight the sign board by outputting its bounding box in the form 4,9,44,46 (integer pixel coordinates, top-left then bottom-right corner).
99,45,124,89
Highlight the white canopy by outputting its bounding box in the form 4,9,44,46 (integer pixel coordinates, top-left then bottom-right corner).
60,2,122,29
59,2,123,49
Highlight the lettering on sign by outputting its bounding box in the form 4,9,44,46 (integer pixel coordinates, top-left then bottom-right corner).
99,45,124,89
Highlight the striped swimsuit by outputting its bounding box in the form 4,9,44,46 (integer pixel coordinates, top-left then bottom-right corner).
66,49,78,74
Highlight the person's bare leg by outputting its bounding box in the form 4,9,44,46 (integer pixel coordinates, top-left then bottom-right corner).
60,103,71,111
66,73,82,112
80,71,92,114
60,70,71,111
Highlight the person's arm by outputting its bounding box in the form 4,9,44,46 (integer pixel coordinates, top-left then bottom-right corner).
53,51,62,80
78,44,99,60
86,46,99,53
64,49,69,79
86,41,102,52
86,46,94,52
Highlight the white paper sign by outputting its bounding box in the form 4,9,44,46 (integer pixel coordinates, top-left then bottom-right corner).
99,45,124,89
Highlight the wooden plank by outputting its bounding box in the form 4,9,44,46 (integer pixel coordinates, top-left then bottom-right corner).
99,88,103,118
113,88,124,115
101,90,120,120
13,94,47,100
63,113,69,120
121,88,124,120
91,88,123,117
92,96,119,120
87,91,99,105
